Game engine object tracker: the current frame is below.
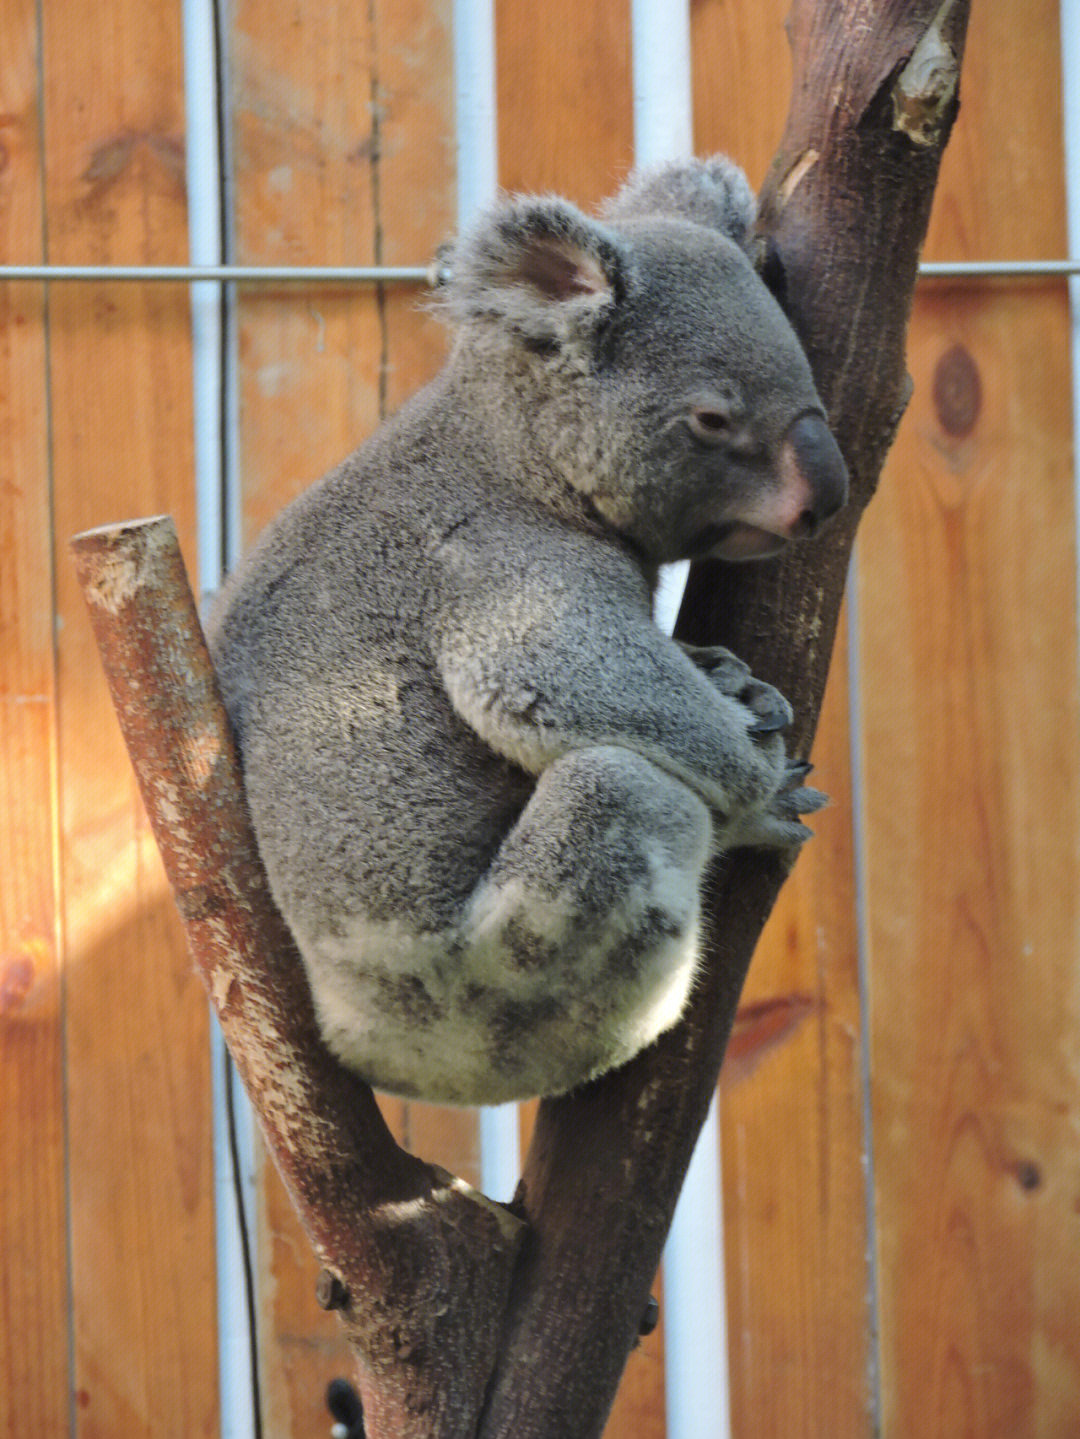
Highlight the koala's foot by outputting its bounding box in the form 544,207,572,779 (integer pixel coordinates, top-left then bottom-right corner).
456,745,713,1099
679,642,793,734
723,758,828,855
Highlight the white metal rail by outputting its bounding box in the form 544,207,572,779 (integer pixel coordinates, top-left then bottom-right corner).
2,259,1078,282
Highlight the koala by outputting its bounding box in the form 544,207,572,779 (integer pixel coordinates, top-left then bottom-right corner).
208,155,848,1107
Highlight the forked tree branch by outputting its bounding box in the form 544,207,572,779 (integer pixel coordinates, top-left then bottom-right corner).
72,4,970,1435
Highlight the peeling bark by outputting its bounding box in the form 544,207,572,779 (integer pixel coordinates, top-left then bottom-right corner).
72,3,970,1435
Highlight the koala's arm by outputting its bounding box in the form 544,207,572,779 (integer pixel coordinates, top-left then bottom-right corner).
434,532,788,823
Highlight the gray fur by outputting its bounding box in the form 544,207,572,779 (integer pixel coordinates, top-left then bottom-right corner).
208,155,848,1106
600,154,756,241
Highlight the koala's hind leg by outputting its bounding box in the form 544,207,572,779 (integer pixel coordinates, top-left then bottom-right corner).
460,746,712,1098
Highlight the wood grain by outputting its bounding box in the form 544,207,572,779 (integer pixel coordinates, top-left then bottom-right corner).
859,0,1080,1430
39,0,218,1431
691,4,872,1430
0,6,68,1432
718,639,870,1434
496,0,633,211
691,0,793,190
226,2,463,1430
863,288,1080,1430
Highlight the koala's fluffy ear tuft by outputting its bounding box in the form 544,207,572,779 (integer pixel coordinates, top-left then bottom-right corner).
601,155,757,251
438,196,626,353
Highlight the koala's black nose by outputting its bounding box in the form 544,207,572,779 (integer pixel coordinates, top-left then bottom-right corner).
781,412,849,536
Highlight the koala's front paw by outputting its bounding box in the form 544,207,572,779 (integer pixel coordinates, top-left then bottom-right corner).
727,758,828,856
680,642,794,735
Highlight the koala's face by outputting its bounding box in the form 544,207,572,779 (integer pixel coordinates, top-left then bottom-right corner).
443,161,848,566
591,220,848,564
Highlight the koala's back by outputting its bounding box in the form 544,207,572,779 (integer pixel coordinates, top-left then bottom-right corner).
209,387,535,949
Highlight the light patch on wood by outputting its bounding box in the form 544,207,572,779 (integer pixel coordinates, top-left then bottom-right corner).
75,516,178,615
153,777,184,827
893,0,959,146
182,723,224,789
777,148,819,209
218,977,337,1153
429,1164,526,1247
208,964,238,1013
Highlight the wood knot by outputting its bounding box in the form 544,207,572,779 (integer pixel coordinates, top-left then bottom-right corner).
1014,1161,1042,1193
638,1295,660,1337
932,344,981,438
1,956,35,1015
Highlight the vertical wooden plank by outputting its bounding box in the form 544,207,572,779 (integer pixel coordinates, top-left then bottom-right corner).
496,1,633,210
226,4,463,1431
717,648,869,1434
494,11,665,1437
229,3,380,541
860,2,1080,1431
691,0,792,188
692,4,872,1431
0,1,69,1433
376,0,458,419
40,0,219,1432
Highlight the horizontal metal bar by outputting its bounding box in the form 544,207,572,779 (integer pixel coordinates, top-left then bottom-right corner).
919,259,1080,277
0,263,432,283
0,259,1077,284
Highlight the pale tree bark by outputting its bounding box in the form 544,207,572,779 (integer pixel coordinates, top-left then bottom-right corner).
72,3,970,1435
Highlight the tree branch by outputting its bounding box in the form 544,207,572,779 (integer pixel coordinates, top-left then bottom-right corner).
477,4,971,1434
70,519,524,1436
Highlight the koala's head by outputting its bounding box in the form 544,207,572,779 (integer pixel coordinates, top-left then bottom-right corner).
440,156,848,565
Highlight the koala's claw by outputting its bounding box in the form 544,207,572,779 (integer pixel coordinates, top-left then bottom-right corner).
679,642,795,736
747,711,789,736
723,761,827,855
779,784,828,816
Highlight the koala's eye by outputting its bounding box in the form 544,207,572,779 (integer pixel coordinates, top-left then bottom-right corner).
687,406,732,445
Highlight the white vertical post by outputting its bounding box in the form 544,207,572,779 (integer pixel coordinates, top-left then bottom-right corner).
182,5,259,1435
183,0,225,597
663,1096,731,1439
631,0,693,166
632,0,694,659
453,0,521,1202
630,0,734,1433
453,0,499,222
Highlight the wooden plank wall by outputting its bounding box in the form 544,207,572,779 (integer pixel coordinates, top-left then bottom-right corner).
0,3,67,1435
2,0,220,1436
3,1,1079,1436
860,3,1080,1432
42,0,220,1429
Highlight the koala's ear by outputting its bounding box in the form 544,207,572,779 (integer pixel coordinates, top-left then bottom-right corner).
438,196,626,350
601,155,756,252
